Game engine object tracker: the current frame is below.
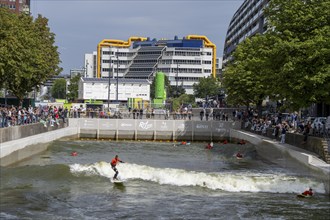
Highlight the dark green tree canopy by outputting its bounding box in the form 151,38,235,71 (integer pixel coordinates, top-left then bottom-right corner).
0,8,62,104
193,76,221,99
224,0,330,111
67,74,81,102
51,78,67,99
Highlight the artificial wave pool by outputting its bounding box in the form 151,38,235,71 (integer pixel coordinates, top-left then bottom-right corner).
1,140,329,219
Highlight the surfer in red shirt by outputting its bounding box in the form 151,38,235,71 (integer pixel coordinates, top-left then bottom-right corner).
111,155,124,180
302,188,313,196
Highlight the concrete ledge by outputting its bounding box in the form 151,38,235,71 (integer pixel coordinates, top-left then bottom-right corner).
0,127,78,162
231,129,330,194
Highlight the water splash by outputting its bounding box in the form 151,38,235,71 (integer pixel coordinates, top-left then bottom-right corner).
69,161,326,194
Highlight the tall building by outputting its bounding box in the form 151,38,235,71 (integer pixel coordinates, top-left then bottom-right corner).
85,35,217,94
222,0,268,68
84,52,97,78
0,0,30,14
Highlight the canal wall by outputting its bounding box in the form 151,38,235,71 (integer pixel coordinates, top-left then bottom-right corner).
0,126,78,166
0,121,67,143
77,118,240,141
230,129,330,194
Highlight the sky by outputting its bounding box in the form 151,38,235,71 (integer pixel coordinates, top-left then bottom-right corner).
31,0,244,75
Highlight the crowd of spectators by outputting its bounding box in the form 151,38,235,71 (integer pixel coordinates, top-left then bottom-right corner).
0,105,68,128
2,104,326,143
242,109,320,142
1,103,244,128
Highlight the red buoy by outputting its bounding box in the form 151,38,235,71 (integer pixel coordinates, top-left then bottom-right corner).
71,151,78,156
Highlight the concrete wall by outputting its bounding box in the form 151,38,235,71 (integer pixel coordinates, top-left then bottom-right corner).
0,126,78,166
231,129,330,194
244,126,330,163
76,118,240,141
0,122,67,144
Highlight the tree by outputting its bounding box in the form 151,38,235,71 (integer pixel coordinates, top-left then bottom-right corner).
171,94,196,110
264,0,330,109
193,76,221,99
223,0,330,112
51,78,67,99
0,9,62,106
170,85,185,98
223,34,275,114
67,74,81,102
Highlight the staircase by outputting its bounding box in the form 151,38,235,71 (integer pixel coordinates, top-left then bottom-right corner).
322,131,330,163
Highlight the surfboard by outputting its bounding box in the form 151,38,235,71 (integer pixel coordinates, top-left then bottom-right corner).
111,178,123,184
296,194,311,198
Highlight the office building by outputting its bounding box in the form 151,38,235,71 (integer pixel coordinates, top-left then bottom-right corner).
0,0,30,14
85,35,216,94
223,0,268,68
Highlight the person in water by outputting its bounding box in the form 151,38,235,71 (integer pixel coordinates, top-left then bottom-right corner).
111,155,125,180
238,139,246,145
301,188,313,196
236,152,243,158
206,142,214,149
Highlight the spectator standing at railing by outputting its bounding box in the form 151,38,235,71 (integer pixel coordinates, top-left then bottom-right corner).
188,109,192,120
200,109,204,121
205,109,209,121
302,122,311,144
128,106,132,118
280,123,288,144
139,108,143,119
136,108,140,119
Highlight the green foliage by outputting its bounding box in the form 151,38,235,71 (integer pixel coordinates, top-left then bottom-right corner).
224,0,330,111
171,94,195,110
51,78,67,99
193,76,221,99
170,85,185,98
223,34,275,111
264,0,330,108
0,8,62,105
67,74,81,102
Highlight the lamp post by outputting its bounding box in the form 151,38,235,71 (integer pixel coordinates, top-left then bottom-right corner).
116,49,119,103
176,63,179,97
107,51,115,111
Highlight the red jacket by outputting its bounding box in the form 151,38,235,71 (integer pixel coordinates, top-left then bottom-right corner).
111,157,122,166
302,190,313,196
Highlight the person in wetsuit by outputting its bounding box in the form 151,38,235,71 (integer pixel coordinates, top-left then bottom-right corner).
301,188,313,196
111,155,124,180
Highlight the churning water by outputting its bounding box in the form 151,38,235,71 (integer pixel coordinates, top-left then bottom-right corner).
1,139,329,219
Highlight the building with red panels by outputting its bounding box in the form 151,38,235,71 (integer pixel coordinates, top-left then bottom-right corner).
0,0,30,14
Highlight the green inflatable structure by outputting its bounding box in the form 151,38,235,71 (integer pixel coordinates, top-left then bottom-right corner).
153,71,166,108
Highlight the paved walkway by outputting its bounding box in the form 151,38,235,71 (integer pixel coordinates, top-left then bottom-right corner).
240,130,330,172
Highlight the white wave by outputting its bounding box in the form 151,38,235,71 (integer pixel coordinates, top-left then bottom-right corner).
69,162,326,194
0,212,19,220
